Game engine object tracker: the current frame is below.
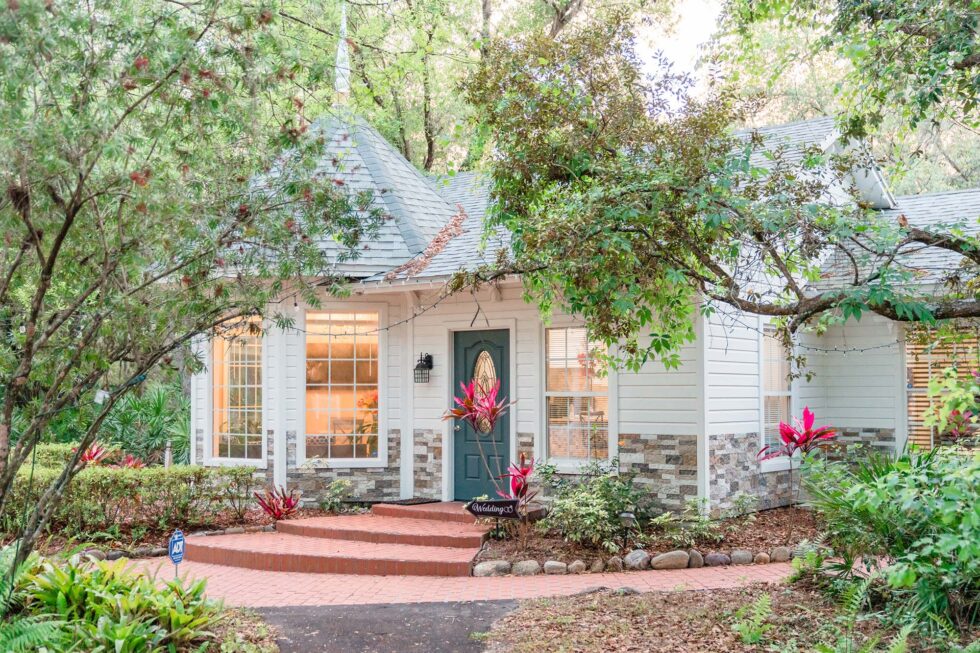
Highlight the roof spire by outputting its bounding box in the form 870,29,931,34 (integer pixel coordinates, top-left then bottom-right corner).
334,0,351,102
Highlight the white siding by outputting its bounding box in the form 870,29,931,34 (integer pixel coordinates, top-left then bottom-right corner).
798,314,902,429
618,343,700,436
705,311,761,436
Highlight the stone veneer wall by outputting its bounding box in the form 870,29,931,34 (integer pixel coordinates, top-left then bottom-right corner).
709,428,897,513
619,433,699,512
285,429,401,505
833,427,896,455
709,432,796,513
413,428,442,499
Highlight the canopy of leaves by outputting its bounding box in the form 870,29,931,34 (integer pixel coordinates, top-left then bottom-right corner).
721,0,980,136
0,0,382,559
463,12,980,370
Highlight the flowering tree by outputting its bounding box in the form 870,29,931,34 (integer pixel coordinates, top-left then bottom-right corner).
0,0,381,566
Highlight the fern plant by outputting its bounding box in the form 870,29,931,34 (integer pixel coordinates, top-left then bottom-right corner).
0,544,63,653
813,574,913,653
731,593,773,644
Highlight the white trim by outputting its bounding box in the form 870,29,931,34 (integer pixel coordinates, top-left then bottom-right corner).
188,338,199,466
759,318,793,457
441,319,519,502
400,294,415,498
896,325,909,454
538,320,619,474
272,325,287,487
696,310,709,501
297,302,390,469
204,320,269,469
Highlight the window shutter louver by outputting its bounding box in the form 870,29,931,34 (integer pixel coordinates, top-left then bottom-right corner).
905,335,980,450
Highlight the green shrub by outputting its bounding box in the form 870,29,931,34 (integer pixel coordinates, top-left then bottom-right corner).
30,443,78,469
538,458,649,552
319,479,352,513
24,551,220,651
2,464,255,540
804,447,980,631
100,383,191,464
648,498,723,548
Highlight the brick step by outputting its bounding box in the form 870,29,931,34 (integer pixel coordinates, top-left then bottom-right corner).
276,514,487,548
370,501,476,524
185,532,478,577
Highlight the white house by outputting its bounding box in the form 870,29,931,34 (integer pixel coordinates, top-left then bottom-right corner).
189,33,980,514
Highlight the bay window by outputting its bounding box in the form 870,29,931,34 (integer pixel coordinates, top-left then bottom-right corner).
305,310,380,461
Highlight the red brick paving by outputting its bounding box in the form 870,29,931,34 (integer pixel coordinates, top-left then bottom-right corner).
186,531,478,576
276,513,487,548
134,558,794,607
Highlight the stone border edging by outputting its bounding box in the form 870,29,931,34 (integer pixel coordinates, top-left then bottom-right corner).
473,545,795,577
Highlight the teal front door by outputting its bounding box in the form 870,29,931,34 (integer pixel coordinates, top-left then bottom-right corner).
453,329,510,501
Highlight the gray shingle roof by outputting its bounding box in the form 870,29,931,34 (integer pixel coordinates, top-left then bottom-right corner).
736,117,838,167
817,188,980,290
296,115,459,277
365,171,511,282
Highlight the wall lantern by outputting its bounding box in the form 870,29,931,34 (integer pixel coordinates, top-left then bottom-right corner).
414,353,433,383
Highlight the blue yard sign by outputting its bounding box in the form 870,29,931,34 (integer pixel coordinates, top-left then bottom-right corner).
168,529,185,578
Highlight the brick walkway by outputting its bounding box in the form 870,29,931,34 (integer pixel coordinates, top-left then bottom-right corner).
135,558,793,607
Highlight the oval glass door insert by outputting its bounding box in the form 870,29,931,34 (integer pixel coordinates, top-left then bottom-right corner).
473,350,497,432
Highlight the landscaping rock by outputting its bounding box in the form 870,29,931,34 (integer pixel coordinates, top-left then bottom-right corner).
651,550,690,570
262,524,276,532
606,556,623,572
189,531,208,537
81,548,106,561
105,550,126,561
613,587,639,596
568,560,587,574
512,560,542,576
771,546,791,562
754,552,771,565
245,525,266,533
590,558,606,573
624,549,651,570
731,549,753,565
131,545,155,558
473,560,511,577
224,526,245,535
704,553,731,567
543,560,568,575
688,549,704,568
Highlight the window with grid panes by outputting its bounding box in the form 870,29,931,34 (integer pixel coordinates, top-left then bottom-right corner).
305,311,380,460
545,327,609,462
762,324,791,450
212,320,263,460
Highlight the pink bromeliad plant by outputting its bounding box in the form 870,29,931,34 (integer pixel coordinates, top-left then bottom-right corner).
254,485,301,521
757,406,837,506
758,406,837,460
444,379,514,434
498,452,538,550
443,379,517,499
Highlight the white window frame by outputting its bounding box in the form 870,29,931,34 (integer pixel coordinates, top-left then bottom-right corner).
759,319,794,473
299,303,388,469
205,319,268,469
540,322,618,473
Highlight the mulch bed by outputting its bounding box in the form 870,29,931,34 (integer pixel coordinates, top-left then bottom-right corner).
478,507,819,565
483,582,942,653
208,608,281,652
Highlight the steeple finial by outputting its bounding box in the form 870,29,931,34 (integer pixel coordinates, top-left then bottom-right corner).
334,1,351,101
